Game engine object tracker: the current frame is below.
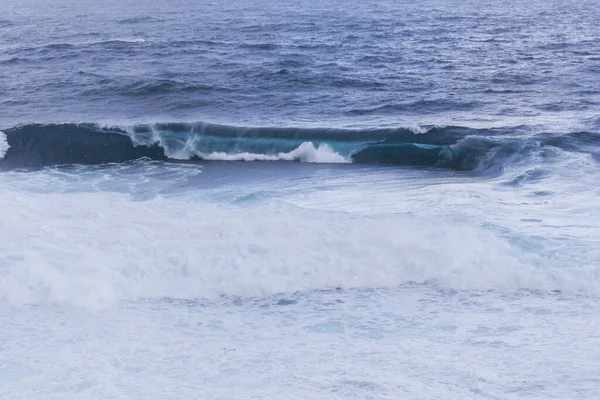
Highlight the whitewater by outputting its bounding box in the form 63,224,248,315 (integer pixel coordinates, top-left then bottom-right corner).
2,147,599,398
2,0,600,398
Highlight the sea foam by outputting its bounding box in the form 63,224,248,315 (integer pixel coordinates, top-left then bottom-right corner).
1,177,596,309
0,131,9,158
198,142,348,163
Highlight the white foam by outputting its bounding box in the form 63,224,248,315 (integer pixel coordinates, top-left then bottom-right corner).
110,38,146,43
2,285,600,400
199,142,348,163
0,177,597,310
405,124,429,134
0,131,8,158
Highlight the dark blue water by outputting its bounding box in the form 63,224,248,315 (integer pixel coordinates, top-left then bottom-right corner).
2,0,600,171
2,0,600,130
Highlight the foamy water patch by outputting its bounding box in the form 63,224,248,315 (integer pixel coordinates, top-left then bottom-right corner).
0,131,9,158
200,142,348,163
0,182,597,309
110,38,146,44
2,286,600,400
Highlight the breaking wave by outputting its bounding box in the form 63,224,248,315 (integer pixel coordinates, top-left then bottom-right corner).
0,121,598,170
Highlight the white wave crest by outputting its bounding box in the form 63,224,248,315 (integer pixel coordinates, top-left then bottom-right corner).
125,126,348,163
0,131,9,158
406,124,429,134
199,142,348,163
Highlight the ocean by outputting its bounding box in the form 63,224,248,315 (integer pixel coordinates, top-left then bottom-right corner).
1,0,600,398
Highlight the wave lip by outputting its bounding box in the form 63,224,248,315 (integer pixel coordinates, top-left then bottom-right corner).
1,121,598,170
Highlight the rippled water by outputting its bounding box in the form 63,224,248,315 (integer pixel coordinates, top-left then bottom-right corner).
2,0,600,127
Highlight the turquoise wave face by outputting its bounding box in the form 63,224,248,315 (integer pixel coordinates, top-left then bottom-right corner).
1,122,599,172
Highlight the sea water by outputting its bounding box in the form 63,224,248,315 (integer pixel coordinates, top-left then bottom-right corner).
1,0,600,398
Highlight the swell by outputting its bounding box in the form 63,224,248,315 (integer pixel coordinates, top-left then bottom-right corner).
0,122,598,170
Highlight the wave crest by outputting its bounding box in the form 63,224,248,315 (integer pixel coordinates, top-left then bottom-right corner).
0,131,9,158
1,121,598,170
198,142,348,163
